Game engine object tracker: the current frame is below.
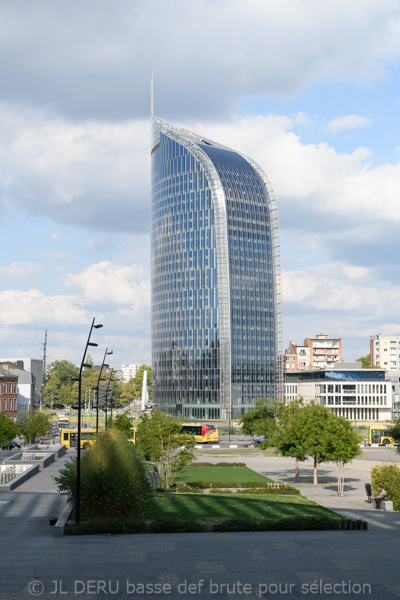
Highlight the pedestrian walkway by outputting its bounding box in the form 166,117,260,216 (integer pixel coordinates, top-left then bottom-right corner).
0,449,400,599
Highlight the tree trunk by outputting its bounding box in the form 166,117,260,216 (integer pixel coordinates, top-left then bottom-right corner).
295,458,299,478
337,461,344,496
313,456,318,486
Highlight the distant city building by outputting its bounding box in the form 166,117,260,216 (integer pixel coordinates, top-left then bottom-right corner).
285,362,391,421
303,333,342,369
370,333,400,370
0,365,18,421
121,364,139,383
0,358,43,406
151,117,282,420
283,340,311,372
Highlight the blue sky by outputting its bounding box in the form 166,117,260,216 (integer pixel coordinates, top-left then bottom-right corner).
1,0,400,368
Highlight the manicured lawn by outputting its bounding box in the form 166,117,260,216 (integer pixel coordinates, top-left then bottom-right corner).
174,465,273,485
147,493,342,521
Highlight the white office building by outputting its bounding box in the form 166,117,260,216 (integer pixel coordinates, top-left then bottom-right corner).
285,363,392,422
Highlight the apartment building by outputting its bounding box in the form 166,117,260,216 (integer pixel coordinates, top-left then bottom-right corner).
303,333,342,369
370,333,400,370
121,364,139,383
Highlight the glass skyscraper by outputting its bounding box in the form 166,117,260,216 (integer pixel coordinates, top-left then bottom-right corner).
151,117,282,420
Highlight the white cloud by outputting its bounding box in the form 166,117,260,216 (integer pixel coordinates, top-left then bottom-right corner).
282,263,400,317
65,261,150,311
0,289,89,325
326,115,372,133
0,1,400,120
0,262,43,281
199,114,400,229
0,105,149,232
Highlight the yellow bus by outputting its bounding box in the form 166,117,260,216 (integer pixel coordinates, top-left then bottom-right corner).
128,428,137,444
180,423,219,443
60,428,97,449
61,427,137,449
369,425,396,446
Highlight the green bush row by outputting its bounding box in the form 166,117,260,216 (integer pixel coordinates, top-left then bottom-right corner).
181,480,274,489
65,518,145,536
233,486,300,496
65,513,367,535
371,464,400,511
213,516,367,532
190,462,246,468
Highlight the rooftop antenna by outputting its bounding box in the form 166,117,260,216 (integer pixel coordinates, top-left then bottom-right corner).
151,70,154,118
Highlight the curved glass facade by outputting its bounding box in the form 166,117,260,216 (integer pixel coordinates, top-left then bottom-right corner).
151,118,281,419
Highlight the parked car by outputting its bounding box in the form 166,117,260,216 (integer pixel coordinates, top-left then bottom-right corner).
1,440,21,450
252,435,270,447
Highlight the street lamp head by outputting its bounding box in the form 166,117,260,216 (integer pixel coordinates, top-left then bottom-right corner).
88,342,98,347
82,363,92,369
107,350,113,355
94,324,103,329
103,363,109,368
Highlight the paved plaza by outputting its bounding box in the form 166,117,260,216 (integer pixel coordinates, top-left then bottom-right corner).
0,448,400,599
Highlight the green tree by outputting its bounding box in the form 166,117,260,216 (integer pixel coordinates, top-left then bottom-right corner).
18,412,52,444
44,360,79,407
136,411,194,489
325,416,363,495
239,397,277,441
275,402,334,485
276,402,362,489
275,400,307,477
0,413,19,449
108,412,135,435
356,354,380,369
120,381,137,405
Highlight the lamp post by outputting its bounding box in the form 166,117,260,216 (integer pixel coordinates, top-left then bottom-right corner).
76,317,103,526
104,369,115,429
109,376,118,422
95,348,113,433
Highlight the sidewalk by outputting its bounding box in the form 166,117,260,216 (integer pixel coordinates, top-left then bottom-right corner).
228,452,400,531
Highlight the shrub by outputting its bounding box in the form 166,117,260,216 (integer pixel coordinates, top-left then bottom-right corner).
237,486,300,496
209,489,233,494
54,429,151,519
371,464,400,510
149,518,206,533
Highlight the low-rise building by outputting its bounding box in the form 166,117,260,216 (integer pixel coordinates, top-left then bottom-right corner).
285,362,391,422
0,358,43,406
0,366,18,421
283,340,311,372
0,362,34,415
